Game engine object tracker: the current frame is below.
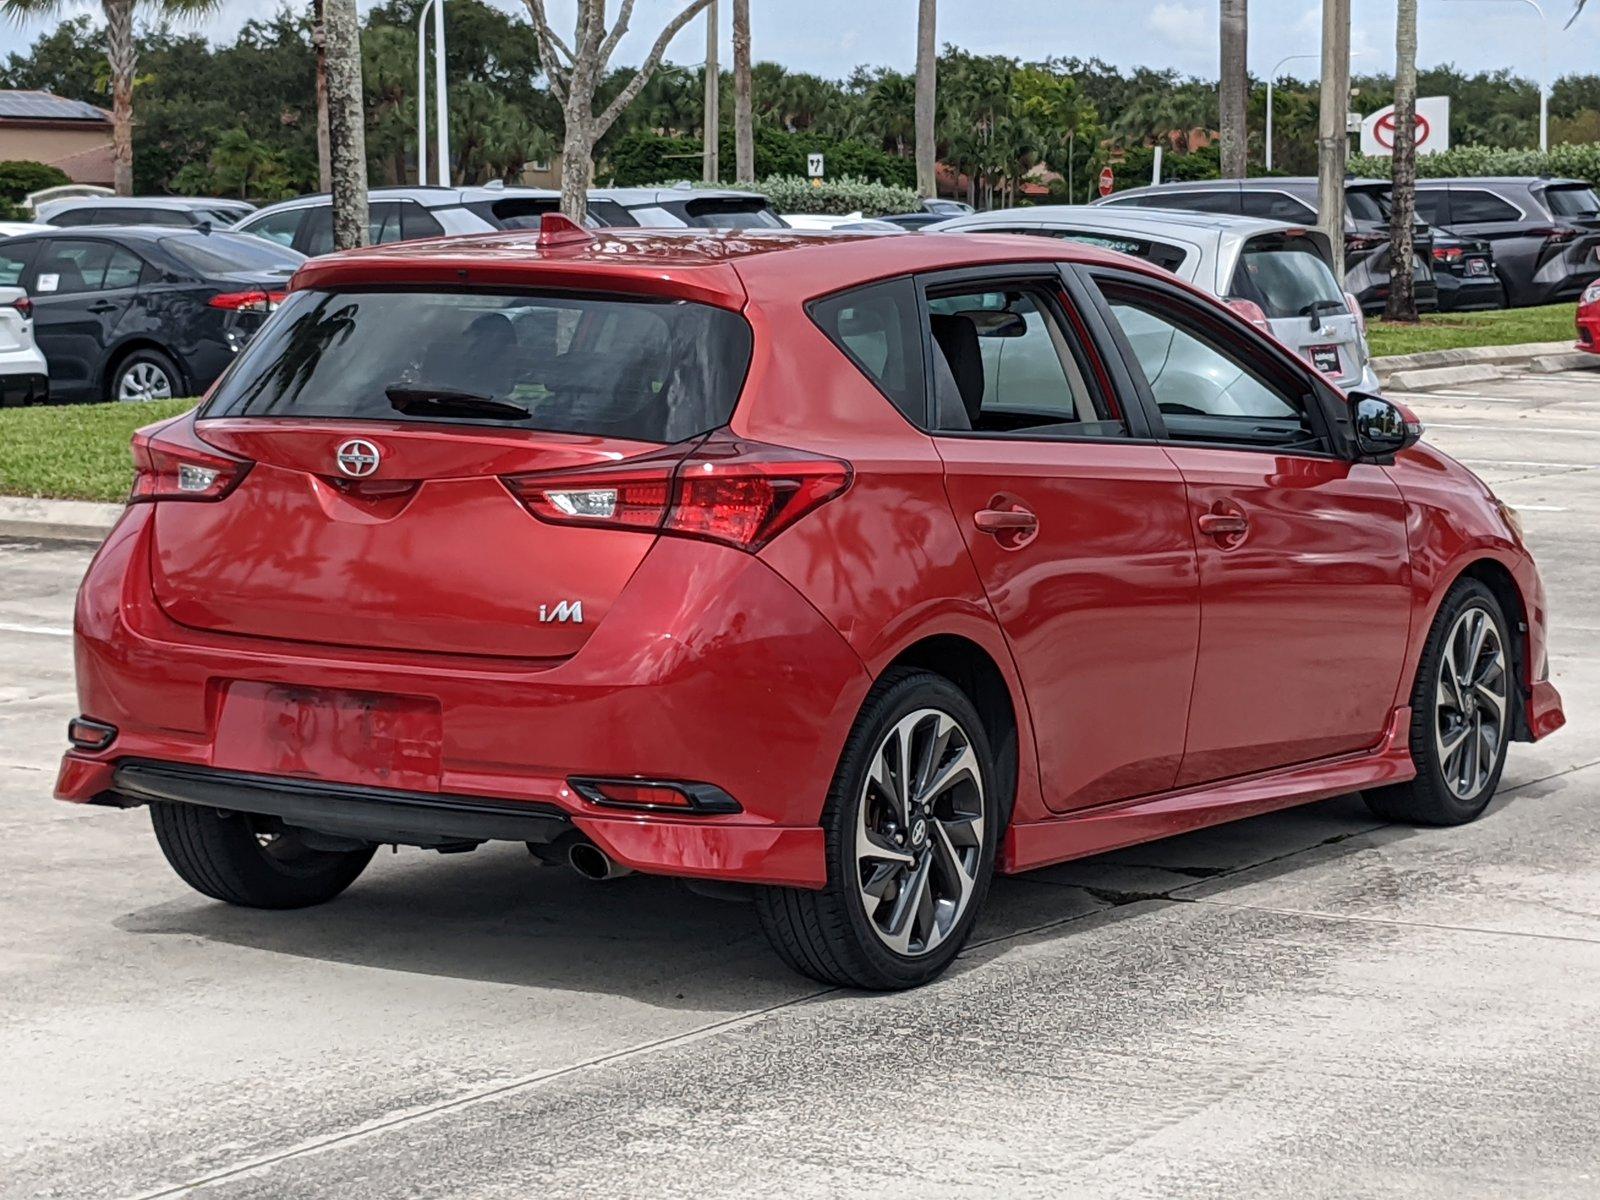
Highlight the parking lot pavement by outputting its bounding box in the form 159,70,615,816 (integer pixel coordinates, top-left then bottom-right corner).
2,369,1599,1199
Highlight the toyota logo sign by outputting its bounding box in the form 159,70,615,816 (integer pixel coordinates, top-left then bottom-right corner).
335,438,381,478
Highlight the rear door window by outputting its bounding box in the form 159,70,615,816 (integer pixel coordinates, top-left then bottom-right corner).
31,239,126,295
1240,191,1317,222
203,290,754,445
240,207,306,248
1118,190,1238,215
982,227,1190,273
1344,189,1391,222
1450,190,1521,223
0,239,36,285
1413,190,1448,224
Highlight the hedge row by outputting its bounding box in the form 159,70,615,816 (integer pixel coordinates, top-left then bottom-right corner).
741,175,922,217
603,126,916,191
1348,143,1600,181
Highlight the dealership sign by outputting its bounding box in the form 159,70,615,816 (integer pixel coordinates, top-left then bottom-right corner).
1360,96,1451,157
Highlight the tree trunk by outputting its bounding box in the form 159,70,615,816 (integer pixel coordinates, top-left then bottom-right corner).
103,0,135,196
732,0,753,182
1219,0,1248,178
314,0,332,192
1317,0,1352,284
1386,0,1420,322
702,0,719,183
914,0,936,198
322,0,369,251
560,119,594,221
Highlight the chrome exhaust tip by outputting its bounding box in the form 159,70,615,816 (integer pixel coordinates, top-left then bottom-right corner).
567,840,632,881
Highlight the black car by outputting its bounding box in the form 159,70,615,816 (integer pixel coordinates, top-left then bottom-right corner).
1427,229,1504,311
1095,177,1453,313
1415,178,1600,307
876,212,951,230
0,227,303,403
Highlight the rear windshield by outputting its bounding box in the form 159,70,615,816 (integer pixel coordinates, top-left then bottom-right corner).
680,199,784,229
203,289,753,444
1345,188,1391,222
1546,185,1600,217
1229,239,1345,318
160,233,303,274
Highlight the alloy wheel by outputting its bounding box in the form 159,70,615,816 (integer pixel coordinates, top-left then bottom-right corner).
855,708,985,957
1435,604,1508,801
118,361,174,403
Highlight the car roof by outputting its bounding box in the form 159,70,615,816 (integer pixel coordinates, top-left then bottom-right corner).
2,225,255,244
939,204,1309,238
589,185,770,206
45,195,251,211
291,227,1155,310
245,185,562,214
1416,176,1593,187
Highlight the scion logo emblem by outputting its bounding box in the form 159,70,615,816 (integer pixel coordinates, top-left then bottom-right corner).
335,438,381,478
539,600,584,624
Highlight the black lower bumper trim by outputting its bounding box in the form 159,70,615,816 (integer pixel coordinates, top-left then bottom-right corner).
111,760,571,848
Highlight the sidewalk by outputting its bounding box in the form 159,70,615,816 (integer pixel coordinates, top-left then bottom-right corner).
1374,340,1599,392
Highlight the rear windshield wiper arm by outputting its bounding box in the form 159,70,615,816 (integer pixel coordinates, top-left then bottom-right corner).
1300,299,1348,331
385,385,530,420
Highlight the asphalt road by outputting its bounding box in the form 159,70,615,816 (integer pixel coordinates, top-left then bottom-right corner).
3,370,1599,1199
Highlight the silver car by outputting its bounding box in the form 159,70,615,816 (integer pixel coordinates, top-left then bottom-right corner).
928,206,1381,394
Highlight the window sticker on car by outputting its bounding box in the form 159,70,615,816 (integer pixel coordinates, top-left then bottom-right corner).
36,273,58,293
1307,344,1341,375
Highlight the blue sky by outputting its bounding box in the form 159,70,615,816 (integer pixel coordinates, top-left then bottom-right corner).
0,1,1592,84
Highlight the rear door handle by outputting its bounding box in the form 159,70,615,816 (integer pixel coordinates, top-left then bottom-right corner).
1197,512,1249,537
86,302,119,314
974,508,1039,533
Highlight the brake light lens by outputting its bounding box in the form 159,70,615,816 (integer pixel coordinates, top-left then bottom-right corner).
1224,297,1273,335
1432,246,1463,263
1346,232,1386,252
1345,291,1368,339
1529,225,1578,245
9,294,32,319
129,416,253,502
503,431,851,551
207,290,286,312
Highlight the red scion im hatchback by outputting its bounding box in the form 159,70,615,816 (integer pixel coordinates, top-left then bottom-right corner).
57,218,1565,990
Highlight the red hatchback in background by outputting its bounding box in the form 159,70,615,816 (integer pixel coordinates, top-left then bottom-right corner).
1579,280,1600,353
57,221,1563,990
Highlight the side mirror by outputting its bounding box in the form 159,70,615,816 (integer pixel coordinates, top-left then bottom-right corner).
1351,392,1422,459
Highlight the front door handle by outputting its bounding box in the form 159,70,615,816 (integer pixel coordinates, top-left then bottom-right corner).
1197,512,1248,536
974,508,1039,533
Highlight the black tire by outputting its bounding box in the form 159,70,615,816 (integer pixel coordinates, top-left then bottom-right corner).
756,668,1000,990
1365,578,1515,826
108,347,181,404
149,802,375,909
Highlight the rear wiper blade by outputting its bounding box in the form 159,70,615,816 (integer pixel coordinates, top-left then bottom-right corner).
385,386,530,420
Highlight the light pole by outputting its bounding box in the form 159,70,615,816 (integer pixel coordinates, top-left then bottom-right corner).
1441,0,1547,151
1266,50,1367,171
1265,51,1318,171
416,0,451,186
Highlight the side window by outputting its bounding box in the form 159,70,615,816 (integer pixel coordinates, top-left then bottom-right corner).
808,277,926,425
922,282,1118,436
1450,190,1521,224
300,205,334,256
1132,190,1237,214
46,208,95,227
367,202,404,244
101,245,145,290
142,209,194,227
1098,280,1318,450
1240,191,1317,222
1413,190,1447,224
240,207,304,248
0,240,37,285
32,239,118,296
398,201,444,239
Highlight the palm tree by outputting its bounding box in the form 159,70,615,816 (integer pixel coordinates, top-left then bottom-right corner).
1386,0,1419,322
0,0,223,196
732,0,753,182
915,0,936,198
1219,0,1247,177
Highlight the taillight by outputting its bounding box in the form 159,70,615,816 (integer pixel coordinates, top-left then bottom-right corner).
1224,297,1273,336
9,294,32,319
1529,225,1578,245
129,416,253,503
1344,291,1368,339
1346,232,1386,252
207,290,286,312
503,431,851,551
1432,246,1462,263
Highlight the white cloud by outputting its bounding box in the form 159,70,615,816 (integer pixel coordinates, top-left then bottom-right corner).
1149,2,1210,44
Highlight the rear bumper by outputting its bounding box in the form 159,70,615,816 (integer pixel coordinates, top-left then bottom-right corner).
1435,271,1505,312
0,370,47,407
57,505,870,889
1526,680,1566,741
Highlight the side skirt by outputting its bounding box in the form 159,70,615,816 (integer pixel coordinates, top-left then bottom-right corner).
1001,707,1415,875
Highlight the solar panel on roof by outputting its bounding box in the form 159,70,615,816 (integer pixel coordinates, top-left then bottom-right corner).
0,91,111,122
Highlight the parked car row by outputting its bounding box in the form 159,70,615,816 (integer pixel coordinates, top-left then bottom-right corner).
1095,175,1600,312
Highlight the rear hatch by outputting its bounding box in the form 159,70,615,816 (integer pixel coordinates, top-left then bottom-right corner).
1540,183,1600,277
1226,230,1369,389
148,285,753,658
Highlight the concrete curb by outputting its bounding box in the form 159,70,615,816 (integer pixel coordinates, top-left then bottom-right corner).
0,496,120,543
1374,340,1599,391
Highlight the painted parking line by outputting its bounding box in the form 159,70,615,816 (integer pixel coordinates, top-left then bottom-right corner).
1511,504,1571,512
1457,459,1600,469
0,622,72,638
1422,421,1600,436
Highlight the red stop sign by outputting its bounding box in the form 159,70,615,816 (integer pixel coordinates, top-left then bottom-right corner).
1098,166,1115,197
